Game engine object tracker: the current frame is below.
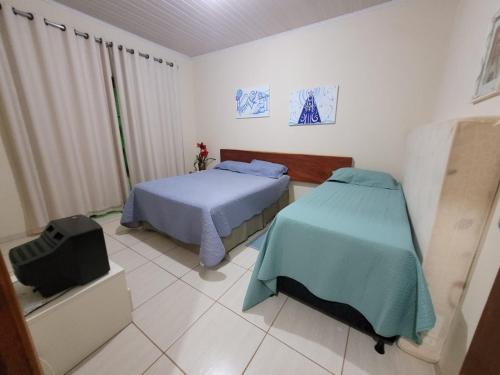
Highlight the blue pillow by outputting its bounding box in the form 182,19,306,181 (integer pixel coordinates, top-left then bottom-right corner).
328,167,399,189
214,160,286,179
251,159,288,174
214,160,250,173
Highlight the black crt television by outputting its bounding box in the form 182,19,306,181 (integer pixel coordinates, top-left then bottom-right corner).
9,215,110,297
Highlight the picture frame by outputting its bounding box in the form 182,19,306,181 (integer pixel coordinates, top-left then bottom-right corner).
235,86,270,118
473,10,500,103
288,86,338,126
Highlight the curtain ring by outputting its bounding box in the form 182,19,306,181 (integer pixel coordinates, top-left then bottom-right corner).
12,7,34,20
44,18,66,31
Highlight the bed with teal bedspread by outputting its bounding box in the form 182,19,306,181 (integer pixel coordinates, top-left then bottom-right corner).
243,176,435,343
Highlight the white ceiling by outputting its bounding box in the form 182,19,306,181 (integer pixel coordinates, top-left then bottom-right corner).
54,0,390,57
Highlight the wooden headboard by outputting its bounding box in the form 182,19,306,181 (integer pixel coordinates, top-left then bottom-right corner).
220,149,353,184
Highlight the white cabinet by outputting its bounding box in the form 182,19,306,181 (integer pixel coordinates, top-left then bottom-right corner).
13,262,132,375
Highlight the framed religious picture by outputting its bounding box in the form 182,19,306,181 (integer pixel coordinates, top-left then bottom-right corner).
235,86,270,118
288,86,338,126
473,10,500,103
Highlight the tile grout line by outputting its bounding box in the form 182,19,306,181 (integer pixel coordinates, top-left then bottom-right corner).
266,332,335,374
162,299,218,354
240,295,332,373
148,247,200,277
177,262,247,302
132,319,187,375
215,302,267,334
130,247,173,262
111,234,190,274
214,266,248,302
215,282,289,335
340,327,351,375
163,352,188,375
213,298,279,335
129,266,179,311
241,332,267,374
147,243,191,264
159,268,250,358
96,220,416,375
123,252,208,374
140,354,164,375
110,255,149,274
110,224,256,281
102,221,207,374
108,229,155,249
132,321,165,354
267,294,289,333
177,278,218,302
130,322,184,375
227,247,259,270
111,223,274,375
268,293,346,372
65,323,133,374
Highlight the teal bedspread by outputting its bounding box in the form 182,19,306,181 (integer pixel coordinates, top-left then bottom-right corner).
243,181,435,343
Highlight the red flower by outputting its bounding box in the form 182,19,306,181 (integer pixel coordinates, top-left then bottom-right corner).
193,141,215,171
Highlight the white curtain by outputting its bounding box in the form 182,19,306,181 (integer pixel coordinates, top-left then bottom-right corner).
110,45,185,185
0,4,128,233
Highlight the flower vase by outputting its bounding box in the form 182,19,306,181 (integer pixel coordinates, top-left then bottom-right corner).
197,161,206,171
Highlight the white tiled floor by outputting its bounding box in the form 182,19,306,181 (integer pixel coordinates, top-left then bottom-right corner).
70,324,161,375
181,260,247,299
167,303,265,374
144,355,183,375
126,262,177,309
1,216,437,375
131,233,178,260
133,280,214,350
246,335,330,375
271,297,350,373
110,248,149,273
104,234,127,255
219,271,287,331
152,245,200,277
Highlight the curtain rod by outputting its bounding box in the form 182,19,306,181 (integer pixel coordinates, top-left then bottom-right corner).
4,4,176,68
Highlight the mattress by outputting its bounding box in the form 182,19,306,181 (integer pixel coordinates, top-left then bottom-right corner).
243,180,435,343
121,169,290,266
399,117,500,362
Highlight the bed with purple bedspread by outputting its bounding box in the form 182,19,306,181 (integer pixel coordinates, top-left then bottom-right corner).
121,168,289,267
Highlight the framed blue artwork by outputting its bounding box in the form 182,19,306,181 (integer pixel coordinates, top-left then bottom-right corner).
235,86,270,118
288,86,338,126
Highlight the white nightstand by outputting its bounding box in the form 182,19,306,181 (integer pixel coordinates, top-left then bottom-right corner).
13,261,132,375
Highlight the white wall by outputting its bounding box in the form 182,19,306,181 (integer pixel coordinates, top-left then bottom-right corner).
429,0,500,373
193,0,459,183
0,0,197,240
432,0,500,120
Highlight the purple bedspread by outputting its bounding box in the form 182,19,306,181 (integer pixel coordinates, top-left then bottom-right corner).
121,169,289,266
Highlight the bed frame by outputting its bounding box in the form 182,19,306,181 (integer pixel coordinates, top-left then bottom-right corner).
221,149,396,354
